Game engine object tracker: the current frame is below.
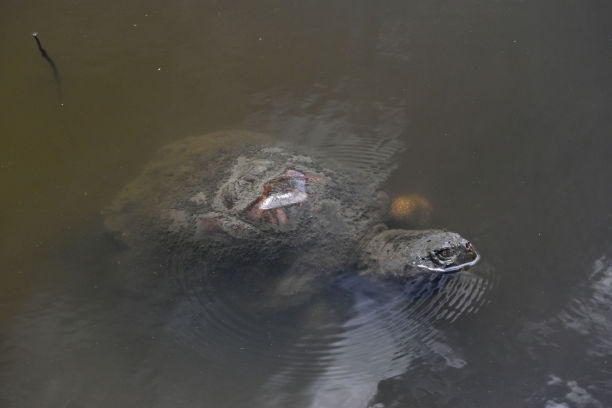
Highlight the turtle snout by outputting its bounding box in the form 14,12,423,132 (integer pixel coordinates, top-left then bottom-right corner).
466,241,475,254
457,242,480,267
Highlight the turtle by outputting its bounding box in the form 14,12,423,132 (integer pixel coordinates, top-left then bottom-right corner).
103,130,479,304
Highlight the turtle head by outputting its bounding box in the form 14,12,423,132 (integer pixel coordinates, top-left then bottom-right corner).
360,227,480,278
408,230,480,273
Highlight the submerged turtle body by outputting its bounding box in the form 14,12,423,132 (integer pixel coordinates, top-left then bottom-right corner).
104,130,478,299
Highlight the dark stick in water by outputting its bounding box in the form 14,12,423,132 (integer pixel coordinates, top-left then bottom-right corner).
32,32,60,85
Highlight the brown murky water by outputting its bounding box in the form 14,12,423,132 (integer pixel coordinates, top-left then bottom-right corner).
2,0,612,407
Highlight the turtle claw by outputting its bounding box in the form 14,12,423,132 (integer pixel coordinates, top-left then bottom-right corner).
266,211,278,225
276,208,288,226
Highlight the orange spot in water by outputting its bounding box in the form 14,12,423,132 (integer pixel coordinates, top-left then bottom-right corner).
391,194,433,224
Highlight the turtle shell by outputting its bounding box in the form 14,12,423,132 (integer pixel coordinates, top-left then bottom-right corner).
103,131,376,262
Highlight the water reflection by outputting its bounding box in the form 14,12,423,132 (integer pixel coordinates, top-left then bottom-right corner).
255,268,494,407
137,266,487,408
522,255,612,407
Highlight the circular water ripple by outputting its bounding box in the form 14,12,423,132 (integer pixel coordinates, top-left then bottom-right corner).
164,250,496,392
296,266,497,383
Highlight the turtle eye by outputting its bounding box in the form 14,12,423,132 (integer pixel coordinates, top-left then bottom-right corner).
438,248,453,259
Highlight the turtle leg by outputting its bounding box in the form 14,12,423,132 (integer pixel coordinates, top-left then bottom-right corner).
275,208,288,225
265,210,278,225
246,184,272,220
197,215,226,235
305,174,325,184
250,206,264,219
